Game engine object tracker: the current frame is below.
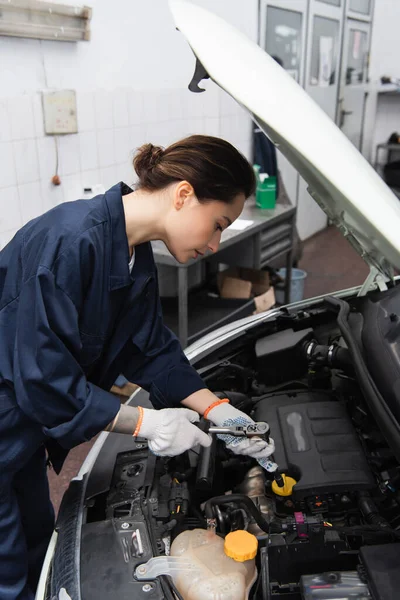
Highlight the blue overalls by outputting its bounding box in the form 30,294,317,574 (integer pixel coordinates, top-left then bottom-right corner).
0,182,205,599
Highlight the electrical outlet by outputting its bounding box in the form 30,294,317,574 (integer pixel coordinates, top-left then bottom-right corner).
42,90,78,135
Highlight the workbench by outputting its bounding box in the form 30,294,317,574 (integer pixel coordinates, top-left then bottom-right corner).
151,201,296,348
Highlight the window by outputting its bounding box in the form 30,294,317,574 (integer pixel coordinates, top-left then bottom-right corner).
349,0,371,15
317,0,341,6
266,7,303,83
310,16,339,86
346,29,368,84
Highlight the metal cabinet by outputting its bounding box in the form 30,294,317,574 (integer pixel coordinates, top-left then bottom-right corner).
259,0,374,241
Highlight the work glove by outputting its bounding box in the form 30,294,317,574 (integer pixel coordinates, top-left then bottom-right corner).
136,407,212,457
205,401,277,473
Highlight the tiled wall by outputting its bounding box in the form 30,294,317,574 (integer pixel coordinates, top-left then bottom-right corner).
0,84,251,249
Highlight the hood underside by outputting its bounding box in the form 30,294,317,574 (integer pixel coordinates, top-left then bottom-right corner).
169,0,400,277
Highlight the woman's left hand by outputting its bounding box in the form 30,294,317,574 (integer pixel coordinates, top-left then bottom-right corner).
205,401,277,472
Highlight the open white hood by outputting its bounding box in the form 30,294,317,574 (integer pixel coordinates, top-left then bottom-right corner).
169,0,400,277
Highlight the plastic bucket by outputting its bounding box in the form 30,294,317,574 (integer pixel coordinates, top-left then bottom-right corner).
275,268,307,304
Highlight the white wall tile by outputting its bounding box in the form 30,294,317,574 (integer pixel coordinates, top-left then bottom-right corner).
129,125,147,152
142,91,159,124
115,163,134,186
219,90,238,117
97,129,115,168
0,229,18,251
162,121,183,147
76,91,95,132
220,116,235,143
36,136,57,183
186,118,205,135
8,95,35,140
113,89,129,128
231,114,251,141
167,119,190,142
165,90,184,121
18,182,43,223
0,141,17,188
0,186,22,231
41,180,64,212
32,93,45,138
59,134,80,176
156,91,172,123
128,90,144,126
204,118,220,137
61,173,82,203
237,104,250,120
152,121,172,147
114,127,132,164
94,90,114,130
184,92,205,119
145,122,163,143
81,169,101,191
100,165,117,190
79,131,98,172
13,139,40,185
202,83,220,118
236,138,252,161
0,100,12,143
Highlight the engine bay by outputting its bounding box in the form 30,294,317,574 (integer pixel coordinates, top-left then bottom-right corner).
79,293,400,600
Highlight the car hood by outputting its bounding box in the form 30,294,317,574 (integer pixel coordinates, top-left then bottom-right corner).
169,0,400,277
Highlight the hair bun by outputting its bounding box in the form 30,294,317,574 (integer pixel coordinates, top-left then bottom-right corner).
133,143,164,181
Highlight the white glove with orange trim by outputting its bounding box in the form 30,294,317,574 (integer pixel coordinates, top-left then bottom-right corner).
135,407,211,456
205,400,277,472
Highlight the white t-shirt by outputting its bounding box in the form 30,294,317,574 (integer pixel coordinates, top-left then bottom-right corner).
128,251,135,273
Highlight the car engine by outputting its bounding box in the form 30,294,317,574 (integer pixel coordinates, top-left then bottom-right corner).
78,301,400,600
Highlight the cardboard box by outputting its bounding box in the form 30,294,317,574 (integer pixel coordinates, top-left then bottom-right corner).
217,267,276,314
253,287,276,314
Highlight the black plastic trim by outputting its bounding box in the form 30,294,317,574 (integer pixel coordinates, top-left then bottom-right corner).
325,296,400,462
49,477,87,600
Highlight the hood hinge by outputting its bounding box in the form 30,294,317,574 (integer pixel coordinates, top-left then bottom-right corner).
358,266,389,297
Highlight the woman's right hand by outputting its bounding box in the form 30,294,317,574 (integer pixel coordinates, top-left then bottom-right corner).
135,407,211,456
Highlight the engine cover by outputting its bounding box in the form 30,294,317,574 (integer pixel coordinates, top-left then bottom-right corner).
253,391,374,498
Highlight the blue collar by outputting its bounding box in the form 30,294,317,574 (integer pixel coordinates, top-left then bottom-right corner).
104,182,156,291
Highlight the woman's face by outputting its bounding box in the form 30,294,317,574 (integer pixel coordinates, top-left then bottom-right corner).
164,182,245,264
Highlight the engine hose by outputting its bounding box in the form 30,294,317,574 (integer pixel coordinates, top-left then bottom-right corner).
358,491,392,529
324,296,400,463
204,494,281,534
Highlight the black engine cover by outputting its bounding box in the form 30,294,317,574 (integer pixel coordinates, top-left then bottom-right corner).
253,391,374,498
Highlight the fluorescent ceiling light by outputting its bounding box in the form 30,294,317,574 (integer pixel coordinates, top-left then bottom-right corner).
0,0,92,42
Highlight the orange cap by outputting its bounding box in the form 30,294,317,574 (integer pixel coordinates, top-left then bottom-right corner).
224,530,258,562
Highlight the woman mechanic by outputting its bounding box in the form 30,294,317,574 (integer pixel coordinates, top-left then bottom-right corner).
0,135,275,600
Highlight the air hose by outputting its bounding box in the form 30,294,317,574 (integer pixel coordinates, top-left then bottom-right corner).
204,494,282,534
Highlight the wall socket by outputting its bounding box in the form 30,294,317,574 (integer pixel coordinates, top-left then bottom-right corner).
42,90,78,135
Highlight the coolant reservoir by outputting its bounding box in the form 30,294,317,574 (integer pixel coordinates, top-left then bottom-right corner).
170,529,257,600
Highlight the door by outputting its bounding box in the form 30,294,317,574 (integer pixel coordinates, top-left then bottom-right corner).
297,0,343,239
338,7,372,151
260,0,308,209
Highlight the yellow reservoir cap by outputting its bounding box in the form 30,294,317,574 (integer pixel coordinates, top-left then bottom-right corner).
224,530,258,562
272,474,297,497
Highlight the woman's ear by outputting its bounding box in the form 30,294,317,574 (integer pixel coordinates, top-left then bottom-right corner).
173,180,195,210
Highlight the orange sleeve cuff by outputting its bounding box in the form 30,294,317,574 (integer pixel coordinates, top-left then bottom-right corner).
133,406,144,437
203,398,229,420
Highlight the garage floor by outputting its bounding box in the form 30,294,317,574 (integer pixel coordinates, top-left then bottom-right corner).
48,225,370,513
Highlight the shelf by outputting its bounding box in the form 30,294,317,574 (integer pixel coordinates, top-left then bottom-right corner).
377,84,400,95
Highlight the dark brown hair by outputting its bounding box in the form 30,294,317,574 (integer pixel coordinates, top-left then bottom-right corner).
133,135,255,203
